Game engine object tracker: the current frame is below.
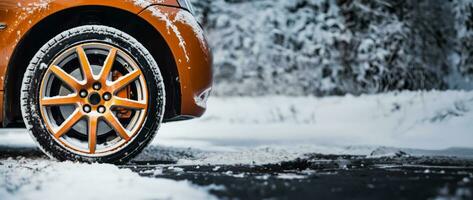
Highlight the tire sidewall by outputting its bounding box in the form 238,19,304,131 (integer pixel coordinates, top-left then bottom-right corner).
22,25,165,164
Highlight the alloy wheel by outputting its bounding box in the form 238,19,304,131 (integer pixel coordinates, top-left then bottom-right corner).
39,43,149,156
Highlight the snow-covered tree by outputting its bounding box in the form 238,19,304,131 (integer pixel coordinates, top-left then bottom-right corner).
191,0,472,96
452,0,473,89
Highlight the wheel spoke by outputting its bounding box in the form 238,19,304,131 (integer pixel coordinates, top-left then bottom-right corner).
76,46,95,81
41,95,79,106
54,108,83,138
88,116,99,154
99,48,117,82
49,65,82,91
109,70,141,93
113,97,147,110
104,112,130,141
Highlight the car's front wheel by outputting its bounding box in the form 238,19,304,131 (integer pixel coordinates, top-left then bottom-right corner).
21,25,165,164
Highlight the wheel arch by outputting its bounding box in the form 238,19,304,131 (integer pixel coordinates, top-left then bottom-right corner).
4,5,181,127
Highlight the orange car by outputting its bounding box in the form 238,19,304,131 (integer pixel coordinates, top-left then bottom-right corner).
0,0,212,163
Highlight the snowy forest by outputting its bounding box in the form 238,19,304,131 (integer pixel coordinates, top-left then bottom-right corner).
190,0,473,96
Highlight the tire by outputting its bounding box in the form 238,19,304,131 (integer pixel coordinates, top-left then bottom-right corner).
21,25,165,164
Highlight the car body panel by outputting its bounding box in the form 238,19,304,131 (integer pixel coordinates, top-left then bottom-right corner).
0,0,212,124
139,5,212,118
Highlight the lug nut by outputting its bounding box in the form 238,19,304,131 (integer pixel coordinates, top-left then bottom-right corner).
103,92,112,101
79,90,88,98
93,82,102,90
83,105,91,113
98,106,106,113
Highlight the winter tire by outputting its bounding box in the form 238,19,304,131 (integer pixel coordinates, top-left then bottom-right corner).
21,25,165,164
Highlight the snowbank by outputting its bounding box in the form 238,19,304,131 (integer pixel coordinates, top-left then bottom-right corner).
158,90,473,150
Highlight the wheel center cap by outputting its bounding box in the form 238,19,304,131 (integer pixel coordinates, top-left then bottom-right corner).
88,92,101,105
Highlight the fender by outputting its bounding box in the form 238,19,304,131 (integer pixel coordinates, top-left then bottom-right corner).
139,5,213,117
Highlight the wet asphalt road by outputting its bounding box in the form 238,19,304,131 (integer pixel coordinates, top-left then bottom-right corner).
2,146,473,200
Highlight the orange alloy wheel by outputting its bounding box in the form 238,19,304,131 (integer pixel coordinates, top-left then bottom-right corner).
39,43,148,156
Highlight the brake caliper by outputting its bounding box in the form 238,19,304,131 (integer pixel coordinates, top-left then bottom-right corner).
112,71,132,119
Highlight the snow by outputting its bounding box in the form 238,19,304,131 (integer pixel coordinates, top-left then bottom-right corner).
20,0,50,14
276,173,307,180
132,0,152,8
174,10,208,51
12,0,51,36
157,90,473,150
0,129,35,147
0,159,217,200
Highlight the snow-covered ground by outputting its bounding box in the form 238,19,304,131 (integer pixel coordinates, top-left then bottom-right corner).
1,90,473,199
0,159,217,200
